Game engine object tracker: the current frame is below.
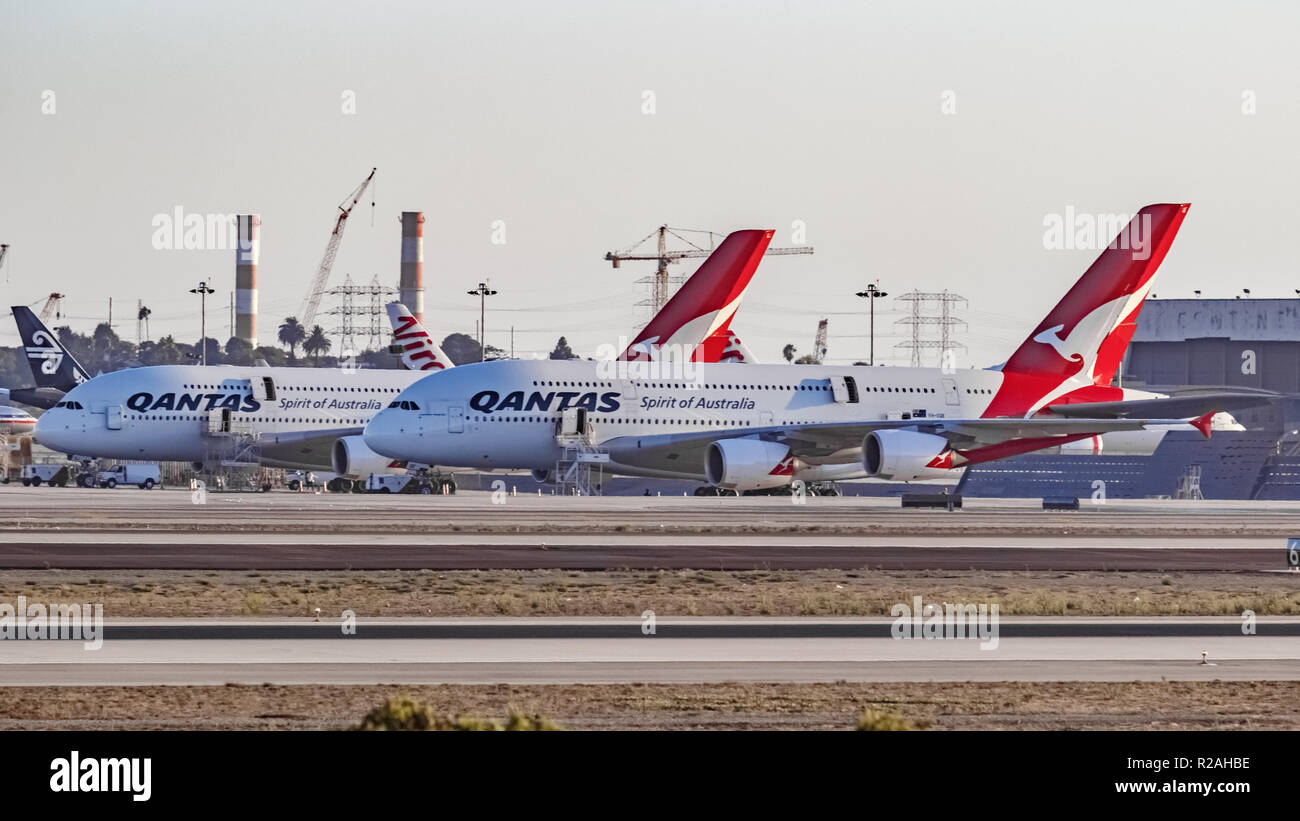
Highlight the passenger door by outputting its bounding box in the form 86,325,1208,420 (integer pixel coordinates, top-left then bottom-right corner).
448,404,464,433
941,378,961,407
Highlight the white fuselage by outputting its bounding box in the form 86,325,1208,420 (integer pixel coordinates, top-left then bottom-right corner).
364,359,1163,481
0,406,38,435
34,365,423,469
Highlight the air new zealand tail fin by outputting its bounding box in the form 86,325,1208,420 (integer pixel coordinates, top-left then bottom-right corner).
11,306,90,389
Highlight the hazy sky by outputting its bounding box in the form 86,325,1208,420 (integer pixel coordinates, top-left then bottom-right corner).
2,0,1298,366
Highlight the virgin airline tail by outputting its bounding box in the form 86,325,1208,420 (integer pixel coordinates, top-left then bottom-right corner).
619,229,773,361
385,302,455,371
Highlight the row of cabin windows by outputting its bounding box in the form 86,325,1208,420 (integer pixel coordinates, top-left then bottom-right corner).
524,380,941,394
181,383,401,393
472,415,754,427
125,414,367,424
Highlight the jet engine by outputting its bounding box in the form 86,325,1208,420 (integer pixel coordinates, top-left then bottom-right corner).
531,468,554,483
705,438,793,491
332,436,403,478
861,429,954,481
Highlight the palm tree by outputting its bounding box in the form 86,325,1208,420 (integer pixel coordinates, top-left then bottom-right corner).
278,317,307,362
782,344,797,363
303,325,331,365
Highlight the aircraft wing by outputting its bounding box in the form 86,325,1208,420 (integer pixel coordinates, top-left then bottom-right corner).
602,414,1224,471
1043,391,1278,419
258,426,363,470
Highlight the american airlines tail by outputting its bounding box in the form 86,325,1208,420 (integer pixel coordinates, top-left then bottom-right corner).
984,203,1191,417
385,302,455,371
12,306,90,389
619,229,774,362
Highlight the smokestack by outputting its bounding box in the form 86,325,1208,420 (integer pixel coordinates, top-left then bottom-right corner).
235,214,260,346
400,211,424,322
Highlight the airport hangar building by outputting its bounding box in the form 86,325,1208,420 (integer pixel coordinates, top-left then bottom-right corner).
961,298,1300,500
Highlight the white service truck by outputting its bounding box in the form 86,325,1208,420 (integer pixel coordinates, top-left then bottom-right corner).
95,463,161,489
20,464,72,487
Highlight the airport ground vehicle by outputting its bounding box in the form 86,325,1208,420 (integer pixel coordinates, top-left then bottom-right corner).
20,463,71,487
90,463,160,489
365,469,456,494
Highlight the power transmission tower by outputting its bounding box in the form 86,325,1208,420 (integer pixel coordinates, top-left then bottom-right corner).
325,275,397,355
812,318,828,364
893,290,968,367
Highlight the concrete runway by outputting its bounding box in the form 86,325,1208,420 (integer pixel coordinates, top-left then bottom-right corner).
4,617,1298,685
3,486,1299,570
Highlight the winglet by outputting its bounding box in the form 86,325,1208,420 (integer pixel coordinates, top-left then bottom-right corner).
1190,411,1215,439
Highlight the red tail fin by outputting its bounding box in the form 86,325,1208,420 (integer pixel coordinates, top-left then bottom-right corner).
1001,204,1189,386
619,229,773,361
984,204,1190,417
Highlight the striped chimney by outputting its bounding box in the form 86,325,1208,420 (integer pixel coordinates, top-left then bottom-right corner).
400,211,424,322
235,214,260,346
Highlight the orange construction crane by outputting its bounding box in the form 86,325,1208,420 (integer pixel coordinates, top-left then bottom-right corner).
298,167,376,327
606,225,813,314
31,293,66,322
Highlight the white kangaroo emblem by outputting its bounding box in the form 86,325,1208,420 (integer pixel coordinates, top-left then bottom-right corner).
1032,324,1085,364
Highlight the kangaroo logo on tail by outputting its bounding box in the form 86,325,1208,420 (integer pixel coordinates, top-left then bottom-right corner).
985,204,1190,418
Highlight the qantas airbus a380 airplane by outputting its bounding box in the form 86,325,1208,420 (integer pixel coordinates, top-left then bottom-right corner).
31,230,775,476
363,205,1269,490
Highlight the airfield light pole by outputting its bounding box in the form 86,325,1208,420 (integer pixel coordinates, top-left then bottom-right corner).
856,283,887,366
189,281,215,366
467,282,498,361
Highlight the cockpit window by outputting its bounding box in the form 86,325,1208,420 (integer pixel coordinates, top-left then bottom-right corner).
388,400,420,411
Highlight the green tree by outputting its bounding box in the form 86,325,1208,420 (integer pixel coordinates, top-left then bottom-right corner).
253,346,288,367
278,317,307,362
303,325,331,365
224,337,254,365
549,336,577,360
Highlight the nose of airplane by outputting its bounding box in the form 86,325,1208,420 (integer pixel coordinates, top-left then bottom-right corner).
363,409,404,459
33,410,70,452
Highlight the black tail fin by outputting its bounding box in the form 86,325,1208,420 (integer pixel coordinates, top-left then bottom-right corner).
11,306,90,389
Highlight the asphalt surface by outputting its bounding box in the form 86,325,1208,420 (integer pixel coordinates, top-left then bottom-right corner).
3,486,1299,570
3,618,1298,685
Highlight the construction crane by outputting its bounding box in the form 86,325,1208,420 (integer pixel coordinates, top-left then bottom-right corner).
30,293,66,322
298,167,376,327
605,225,814,314
812,318,828,364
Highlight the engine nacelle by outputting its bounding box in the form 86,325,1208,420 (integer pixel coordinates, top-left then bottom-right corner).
531,468,554,483
1059,435,1103,455
862,429,954,481
705,438,793,491
332,435,404,478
